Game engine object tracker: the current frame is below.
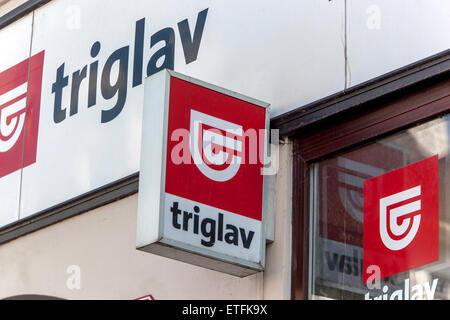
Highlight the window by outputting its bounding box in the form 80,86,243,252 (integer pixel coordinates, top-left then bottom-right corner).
271,50,450,299
310,115,450,300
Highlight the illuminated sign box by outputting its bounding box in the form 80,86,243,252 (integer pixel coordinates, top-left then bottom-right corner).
136,70,269,277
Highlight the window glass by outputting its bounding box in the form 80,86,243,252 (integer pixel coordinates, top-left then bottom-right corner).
310,115,450,300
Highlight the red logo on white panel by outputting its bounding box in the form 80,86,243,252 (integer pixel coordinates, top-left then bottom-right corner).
0,51,45,179
189,110,243,182
363,155,439,283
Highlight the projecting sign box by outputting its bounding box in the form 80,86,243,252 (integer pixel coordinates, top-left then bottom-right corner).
136,69,269,277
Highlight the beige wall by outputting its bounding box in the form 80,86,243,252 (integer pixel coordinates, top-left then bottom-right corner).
263,138,292,299
0,194,262,300
0,141,292,300
0,0,27,17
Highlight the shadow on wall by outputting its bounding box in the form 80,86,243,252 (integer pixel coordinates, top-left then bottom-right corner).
3,294,65,300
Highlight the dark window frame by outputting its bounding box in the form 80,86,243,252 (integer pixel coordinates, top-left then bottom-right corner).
272,48,450,300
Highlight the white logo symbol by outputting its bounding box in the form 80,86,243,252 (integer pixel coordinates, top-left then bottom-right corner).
379,185,421,251
190,109,242,182
0,82,27,152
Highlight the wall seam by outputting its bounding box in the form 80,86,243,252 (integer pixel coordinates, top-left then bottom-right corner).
17,9,35,220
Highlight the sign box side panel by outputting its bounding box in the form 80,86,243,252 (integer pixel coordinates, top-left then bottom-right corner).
260,107,273,264
136,70,170,248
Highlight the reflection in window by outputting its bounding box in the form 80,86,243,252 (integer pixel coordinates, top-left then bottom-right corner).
310,115,450,300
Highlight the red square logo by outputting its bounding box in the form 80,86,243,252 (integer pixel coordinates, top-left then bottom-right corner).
165,77,267,222
0,51,45,179
363,155,439,283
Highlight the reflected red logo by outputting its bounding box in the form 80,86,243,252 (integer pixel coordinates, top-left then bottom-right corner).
363,155,439,283
0,51,45,179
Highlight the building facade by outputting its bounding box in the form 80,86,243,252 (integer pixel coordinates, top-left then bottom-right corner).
0,0,450,300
